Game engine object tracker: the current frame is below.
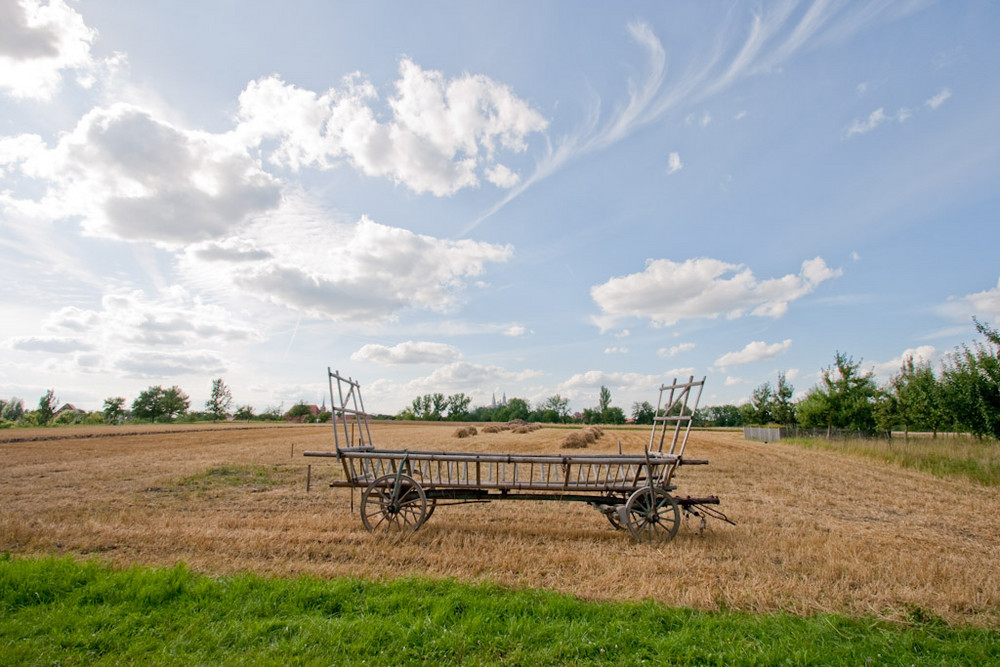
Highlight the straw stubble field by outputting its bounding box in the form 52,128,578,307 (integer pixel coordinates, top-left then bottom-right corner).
1,422,997,627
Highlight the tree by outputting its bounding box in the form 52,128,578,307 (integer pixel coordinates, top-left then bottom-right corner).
797,352,878,435
205,378,233,421
695,404,743,427
603,406,626,424
445,393,472,420
132,385,189,422
882,356,942,441
745,382,773,425
286,403,315,421
132,386,167,422
103,396,126,424
941,319,1000,440
598,386,612,413
161,386,190,421
631,401,656,424
771,372,796,426
2,397,25,421
234,405,256,421
498,397,530,422
537,394,570,423
37,389,57,425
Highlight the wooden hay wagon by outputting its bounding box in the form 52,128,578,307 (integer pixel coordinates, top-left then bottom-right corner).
305,370,729,542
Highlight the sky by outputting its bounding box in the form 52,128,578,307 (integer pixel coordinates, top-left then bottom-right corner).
1,0,999,417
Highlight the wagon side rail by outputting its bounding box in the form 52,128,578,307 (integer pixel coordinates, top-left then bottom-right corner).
301,448,700,493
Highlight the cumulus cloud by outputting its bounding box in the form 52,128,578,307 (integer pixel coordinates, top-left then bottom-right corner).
503,325,527,337
180,212,513,321
2,103,281,245
17,287,261,377
667,151,683,175
724,376,745,386
351,341,462,365
0,0,99,99
658,342,695,358
235,60,547,196
713,339,792,371
376,362,540,397
938,277,1000,325
873,345,937,379
558,369,694,398
9,336,95,353
603,346,629,355
591,256,840,330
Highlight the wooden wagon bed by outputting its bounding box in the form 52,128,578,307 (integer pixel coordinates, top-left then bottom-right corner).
305,370,727,542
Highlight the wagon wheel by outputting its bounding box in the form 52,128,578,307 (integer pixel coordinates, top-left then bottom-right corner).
423,498,437,523
360,474,428,533
620,487,680,542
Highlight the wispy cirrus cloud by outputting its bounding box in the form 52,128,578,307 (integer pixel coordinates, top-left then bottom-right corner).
464,1,932,233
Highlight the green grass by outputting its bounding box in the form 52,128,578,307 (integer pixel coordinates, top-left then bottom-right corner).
1,555,997,665
782,435,1000,486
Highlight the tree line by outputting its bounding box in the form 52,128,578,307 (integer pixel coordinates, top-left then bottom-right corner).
737,319,1000,440
0,378,298,428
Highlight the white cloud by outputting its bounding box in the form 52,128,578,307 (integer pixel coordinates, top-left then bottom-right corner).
873,345,938,379
180,211,513,322
724,376,744,387
938,277,1000,325
503,325,527,337
9,288,260,377
235,60,547,196
845,107,888,137
9,336,95,353
485,163,520,188
925,88,951,109
591,256,840,330
0,0,99,99
603,346,629,355
350,341,461,365
558,369,692,396
2,103,281,245
667,151,683,175
395,362,541,394
713,339,792,370
658,342,695,358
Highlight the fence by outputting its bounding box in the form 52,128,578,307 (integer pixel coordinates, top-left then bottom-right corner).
743,426,886,442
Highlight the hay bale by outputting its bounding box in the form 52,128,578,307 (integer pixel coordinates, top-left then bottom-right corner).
582,429,596,443
561,432,588,449
466,426,478,436
482,424,503,433
453,427,470,438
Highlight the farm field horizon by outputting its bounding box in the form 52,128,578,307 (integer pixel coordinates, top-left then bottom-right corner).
2,422,997,629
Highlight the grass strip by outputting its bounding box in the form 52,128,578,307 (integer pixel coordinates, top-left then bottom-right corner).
782,436,1000,486
1,554,997,665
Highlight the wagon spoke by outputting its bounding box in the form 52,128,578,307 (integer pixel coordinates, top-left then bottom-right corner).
623,486,680,542
360,474,428,534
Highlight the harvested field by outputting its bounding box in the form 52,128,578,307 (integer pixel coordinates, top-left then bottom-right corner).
1,423,998,627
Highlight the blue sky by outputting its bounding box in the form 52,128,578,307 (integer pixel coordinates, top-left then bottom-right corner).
1,0,998,416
